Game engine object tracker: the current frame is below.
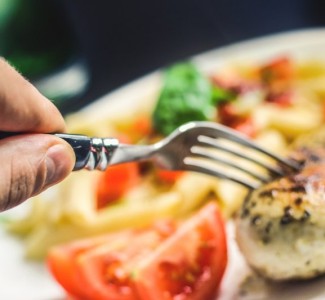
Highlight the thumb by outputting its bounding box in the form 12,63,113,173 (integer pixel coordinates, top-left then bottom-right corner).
0,134,75,211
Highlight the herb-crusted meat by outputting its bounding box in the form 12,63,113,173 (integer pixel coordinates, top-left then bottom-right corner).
236,146,325,280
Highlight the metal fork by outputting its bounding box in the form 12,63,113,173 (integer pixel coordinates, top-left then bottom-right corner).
0,121,301,189
50,121,300,189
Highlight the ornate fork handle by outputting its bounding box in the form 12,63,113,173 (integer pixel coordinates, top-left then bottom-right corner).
55,134,119,171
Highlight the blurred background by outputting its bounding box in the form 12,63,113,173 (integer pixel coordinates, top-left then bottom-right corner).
1,0,325,114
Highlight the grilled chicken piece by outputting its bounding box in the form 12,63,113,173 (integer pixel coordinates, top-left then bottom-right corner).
236,146,325,281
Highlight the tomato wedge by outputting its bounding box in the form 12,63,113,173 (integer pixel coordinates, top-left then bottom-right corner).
156,169,185,184
260,56,294,84
218,103,256,138
133,202,227,300
73,234,141,300
47,233,132,298
96,162,140,209
131,116,153,139
47,202,227,300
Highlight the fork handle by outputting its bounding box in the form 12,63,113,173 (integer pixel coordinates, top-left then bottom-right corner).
53,133,92,171
0,131,119,171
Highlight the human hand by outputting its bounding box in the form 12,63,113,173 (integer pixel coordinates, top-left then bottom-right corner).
0,58,75,211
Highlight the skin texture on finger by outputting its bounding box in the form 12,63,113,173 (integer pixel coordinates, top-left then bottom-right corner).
0,58,66,133
0,134,75,211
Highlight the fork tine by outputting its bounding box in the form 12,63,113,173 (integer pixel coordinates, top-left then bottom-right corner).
183,157,260,189
196,135,285,176
191,122,301,172
190,146,270,183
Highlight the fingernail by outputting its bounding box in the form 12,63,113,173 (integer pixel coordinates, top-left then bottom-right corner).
45,144,74,186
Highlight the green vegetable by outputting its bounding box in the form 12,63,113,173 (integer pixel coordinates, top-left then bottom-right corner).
153,62,233,135
211,85,235,105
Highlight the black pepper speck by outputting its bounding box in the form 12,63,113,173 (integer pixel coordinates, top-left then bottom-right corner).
251,215,262,226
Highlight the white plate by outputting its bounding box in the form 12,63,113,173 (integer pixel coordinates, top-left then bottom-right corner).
2,28,325,300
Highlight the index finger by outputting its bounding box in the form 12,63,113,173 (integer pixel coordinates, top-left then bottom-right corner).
0,58,66,133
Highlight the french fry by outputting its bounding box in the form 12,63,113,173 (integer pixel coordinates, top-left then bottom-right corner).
269,107,322,138
92,191,182,231
212,180,248,218
53,171,98,226
24,191,182,259
174,172,219,215
254,103,322,139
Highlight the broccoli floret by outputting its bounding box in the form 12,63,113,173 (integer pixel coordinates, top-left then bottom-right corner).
152,63,233,135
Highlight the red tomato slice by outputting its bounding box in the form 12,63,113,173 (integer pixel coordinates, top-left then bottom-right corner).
47,203,227,300
231,117,257,138
260,56,294,84
218,103,256,138
131,116,153,138
96,162,140,209
156,169,185,184
75,236,140,300
47,233,130,299
133,202,227,300
218,102,238,126
265,90,293,107
75,225,175,300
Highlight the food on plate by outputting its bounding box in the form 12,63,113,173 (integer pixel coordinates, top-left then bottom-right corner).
48,202,227,300
96,161,141,209
236,131,325,281
4,52,325,296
